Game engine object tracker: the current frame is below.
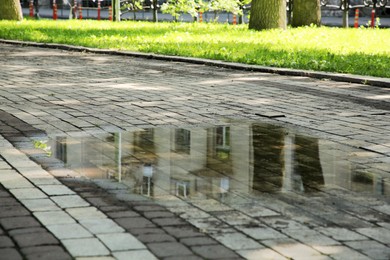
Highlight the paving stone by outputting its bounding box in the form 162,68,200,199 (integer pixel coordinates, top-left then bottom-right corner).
211,232,263,250
137,233,176,243
262,239,326,259
12,231,59,247
163,226,205,239
179,236,219,246
99,206,130,213
238,226,288,240
316,227,367,241
80,219,124,234
97,233,146,251
21,246,72,260
0,216,41,230
51,195,90,208
33,211,76,225
0,205,30,218
39,185,75,196
115,217,156,229
76,257,115,260
0,197,19,206
8,227,48,236
163,256,204,260
143,211,175,219
313,245,372,260
62,238,110,257
129,228,167,236
190,199,233,212
46,223,93,239
191,244,242,259
237,248,288,260
147,242,192,258
84,197,116,207
0,236,14,248
9,188,48,200
356,227,390,244
0,248,23,260
0,171,34,189
282,228,340,246
105,210,140,218
133,205,168,212
29,177,63,186
345,240,390,260
113,250,158,260
65,206,107,220
20,198,60,212
151,217,188,226
0,190,10,198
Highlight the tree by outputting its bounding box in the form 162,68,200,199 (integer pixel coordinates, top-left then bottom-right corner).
208,0,242,20
291,0,321,27
0,0,23,21
248,0,286,30
161,0,206,21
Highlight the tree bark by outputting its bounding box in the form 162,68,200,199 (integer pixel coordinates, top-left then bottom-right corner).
0,0,23,21
291,0,321,27
249,0,286,30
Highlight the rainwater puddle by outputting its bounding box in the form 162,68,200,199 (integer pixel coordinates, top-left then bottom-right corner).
48,121,389,199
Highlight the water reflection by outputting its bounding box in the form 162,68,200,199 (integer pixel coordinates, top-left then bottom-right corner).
50,122,389,198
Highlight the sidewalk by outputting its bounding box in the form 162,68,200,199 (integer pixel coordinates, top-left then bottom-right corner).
0,42,389,259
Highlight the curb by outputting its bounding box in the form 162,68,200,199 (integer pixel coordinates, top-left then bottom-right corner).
2,39,389,88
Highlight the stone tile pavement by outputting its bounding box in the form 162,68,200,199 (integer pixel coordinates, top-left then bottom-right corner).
0,43,389,259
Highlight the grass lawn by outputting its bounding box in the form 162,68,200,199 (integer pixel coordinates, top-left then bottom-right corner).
0,20,389,78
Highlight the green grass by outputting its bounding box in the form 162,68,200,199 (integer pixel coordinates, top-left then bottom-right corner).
1,20,389,78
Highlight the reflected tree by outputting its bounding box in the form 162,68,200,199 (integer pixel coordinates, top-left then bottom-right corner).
294,135,324,191
251,124,285,192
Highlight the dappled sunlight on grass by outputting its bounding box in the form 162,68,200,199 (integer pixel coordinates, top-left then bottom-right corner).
0,20,389,77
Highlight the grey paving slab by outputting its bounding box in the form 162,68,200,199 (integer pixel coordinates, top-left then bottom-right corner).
97,233,146,251
65,206,107,220
51,195,90,208
39,185,76,196
61,238,110,257
9,188,48,200
113,250,158,260
80,219,125,234
20,198,60,212
33,211,76,225
46,223,93,239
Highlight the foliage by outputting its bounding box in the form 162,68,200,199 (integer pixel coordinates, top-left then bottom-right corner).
208,0,242,15
0,20,389,78
161,0,242,20
33,140,52,156
161,0,205,19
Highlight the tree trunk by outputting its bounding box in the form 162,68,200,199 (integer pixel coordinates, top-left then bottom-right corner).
0,0,23,21
249,0,286,30
291,0,321,27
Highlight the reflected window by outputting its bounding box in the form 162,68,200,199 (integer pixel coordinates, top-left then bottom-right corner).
172,179,190,198
216,127,230,160
140,164,154,196
174,129,191,154
55,137,67,163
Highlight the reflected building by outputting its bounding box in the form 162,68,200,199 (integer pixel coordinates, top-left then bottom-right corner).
50,122,389,198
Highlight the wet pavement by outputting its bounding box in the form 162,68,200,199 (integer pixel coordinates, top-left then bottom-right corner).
0,42,389,259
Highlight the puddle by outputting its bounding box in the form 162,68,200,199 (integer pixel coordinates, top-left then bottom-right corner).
47,122,389,198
